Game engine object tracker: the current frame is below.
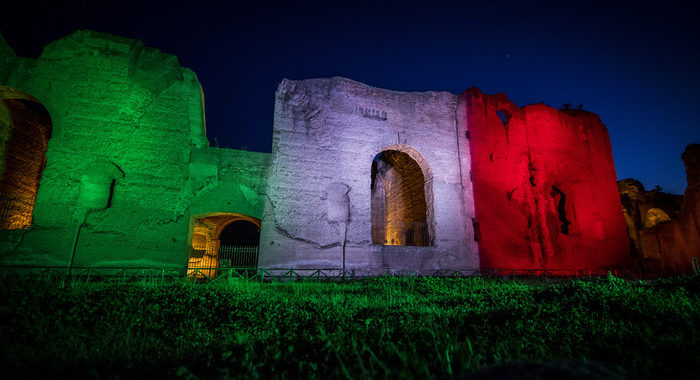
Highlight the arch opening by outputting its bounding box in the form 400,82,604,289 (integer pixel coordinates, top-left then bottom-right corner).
371,149,433,246
0,88,52,229
187,213,261,280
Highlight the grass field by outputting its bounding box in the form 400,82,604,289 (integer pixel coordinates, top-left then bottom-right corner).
0,274,698,379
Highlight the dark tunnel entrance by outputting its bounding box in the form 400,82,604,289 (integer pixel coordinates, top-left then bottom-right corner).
187,213,261,280
218,220,260,267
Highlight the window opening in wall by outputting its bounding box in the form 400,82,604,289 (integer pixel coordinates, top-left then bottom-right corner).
550,186,571,234
187,213,261,280
371,149,431,246
497,109,511,126
472,218,481,242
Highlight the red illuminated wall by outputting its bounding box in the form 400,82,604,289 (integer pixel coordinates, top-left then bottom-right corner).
464,88,630,272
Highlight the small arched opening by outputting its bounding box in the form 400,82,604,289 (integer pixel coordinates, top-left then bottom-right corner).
0,87,52,229
371,146,434,246
187,213,261,280
218,220,260,267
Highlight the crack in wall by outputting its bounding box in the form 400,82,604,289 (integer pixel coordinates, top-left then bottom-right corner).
265,193,341,250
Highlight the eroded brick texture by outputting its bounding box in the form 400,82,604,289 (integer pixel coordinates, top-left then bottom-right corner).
0,98,51,229
621,145,700,271
0,31,267,268
372,150,430,246
464,88,630,272
259,77,479,273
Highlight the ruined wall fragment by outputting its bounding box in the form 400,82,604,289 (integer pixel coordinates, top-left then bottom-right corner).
633,144,700,271
260,77,479,273
0,30,209,268
464,88,630,272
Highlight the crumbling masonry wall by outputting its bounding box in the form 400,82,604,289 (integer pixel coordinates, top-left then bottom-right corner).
0,31,266,269
259,77,479,272
0,30,654,274
620,145,700,271
464,88,630,272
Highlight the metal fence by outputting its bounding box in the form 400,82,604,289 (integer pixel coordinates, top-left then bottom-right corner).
187,245,259,280
218,245,258,267
0,264,683,284
0,266,183,284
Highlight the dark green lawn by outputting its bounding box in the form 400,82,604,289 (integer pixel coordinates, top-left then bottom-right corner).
1,274,698,379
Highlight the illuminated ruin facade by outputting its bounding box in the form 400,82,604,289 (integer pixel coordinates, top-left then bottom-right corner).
258,78,478,272
0,31,695,274
0,31,267,272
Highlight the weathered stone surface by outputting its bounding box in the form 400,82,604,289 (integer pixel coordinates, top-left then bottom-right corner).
644,208,672,228
629,144,700,271
3,30,678,275
618,178,646,202
0,31,264,270
465,88,631,272
259,77,479,273
0,94,51,230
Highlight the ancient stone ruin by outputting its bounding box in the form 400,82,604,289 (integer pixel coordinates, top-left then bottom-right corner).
619,144,700,271
259,78,478,272
0,31,697,275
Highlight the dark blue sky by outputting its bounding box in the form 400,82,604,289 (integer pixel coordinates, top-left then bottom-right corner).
2,0,698,193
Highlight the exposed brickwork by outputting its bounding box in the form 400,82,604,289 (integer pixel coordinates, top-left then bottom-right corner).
2,30,690,274
259,77,478,272
621,145,700,271
0,98,51,229
464,88,630,272
0,31,267,268
372,150,429,246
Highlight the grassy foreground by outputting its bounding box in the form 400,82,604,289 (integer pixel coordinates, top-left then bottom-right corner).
0,275,698,379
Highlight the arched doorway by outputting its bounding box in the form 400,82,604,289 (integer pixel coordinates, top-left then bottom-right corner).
371,146,434,246
0,87,52,229
218,220,260,267
187,213,261,279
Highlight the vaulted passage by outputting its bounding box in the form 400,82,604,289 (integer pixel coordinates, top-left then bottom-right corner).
218,220,260,267
187,213,260,279
371,149,431,246
0,89,52,229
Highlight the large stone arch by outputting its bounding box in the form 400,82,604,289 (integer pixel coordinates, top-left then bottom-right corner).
187,212,261,278
0,86,52,229
371,144,435,246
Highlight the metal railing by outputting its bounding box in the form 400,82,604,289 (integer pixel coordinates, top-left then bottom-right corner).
0,265,183,284
218,245,259,267
186,245,259,280
1,264,682,284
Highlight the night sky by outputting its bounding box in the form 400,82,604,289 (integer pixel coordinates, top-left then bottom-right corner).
2,0,698,194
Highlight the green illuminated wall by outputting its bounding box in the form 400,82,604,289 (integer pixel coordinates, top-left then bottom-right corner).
0,30,268,270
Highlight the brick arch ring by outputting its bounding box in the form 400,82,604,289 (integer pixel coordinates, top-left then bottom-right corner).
213,213,262,241
376,144,434,184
